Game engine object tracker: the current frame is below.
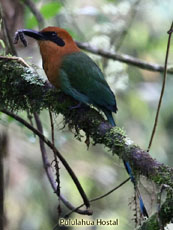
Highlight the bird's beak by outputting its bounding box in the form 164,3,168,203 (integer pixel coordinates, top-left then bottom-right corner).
14,28,65,47
16,29,44,40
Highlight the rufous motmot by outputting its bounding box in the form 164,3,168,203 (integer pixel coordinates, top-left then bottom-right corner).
14,26,148,218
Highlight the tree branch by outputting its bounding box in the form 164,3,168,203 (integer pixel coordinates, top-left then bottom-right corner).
0,57,173,229
0,108,90,209
33,112,91,215
115,0,141,51
0,5,17,55
147,21,173,151
64,177,130,218
76,41,173,74
0,132,7,230
48,110,61,215
22,0,45,29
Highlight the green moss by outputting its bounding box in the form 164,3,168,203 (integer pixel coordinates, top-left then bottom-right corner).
0,60,45,112
150,165,173,187
1,57,173,229
138,215,159,230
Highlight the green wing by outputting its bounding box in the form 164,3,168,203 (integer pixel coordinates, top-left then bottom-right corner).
59,52,117,112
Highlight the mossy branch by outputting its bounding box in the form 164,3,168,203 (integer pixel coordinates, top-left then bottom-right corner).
0,56,173,229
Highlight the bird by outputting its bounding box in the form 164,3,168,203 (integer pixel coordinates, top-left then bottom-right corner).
14,26,148,217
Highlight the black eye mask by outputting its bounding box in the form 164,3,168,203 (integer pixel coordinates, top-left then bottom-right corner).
41,31,65,47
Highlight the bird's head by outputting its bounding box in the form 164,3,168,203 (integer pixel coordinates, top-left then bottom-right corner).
15,26,79,55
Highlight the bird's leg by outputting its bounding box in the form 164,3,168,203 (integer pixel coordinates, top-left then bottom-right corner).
70,102,89,110
70,102,83,110
44,80,55,90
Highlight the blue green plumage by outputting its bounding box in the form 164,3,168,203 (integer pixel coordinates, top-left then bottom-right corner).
59,52,117,125
16,26,148,217
59,51,148,217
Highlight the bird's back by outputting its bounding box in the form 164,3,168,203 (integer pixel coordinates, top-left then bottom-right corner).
60,51,117,113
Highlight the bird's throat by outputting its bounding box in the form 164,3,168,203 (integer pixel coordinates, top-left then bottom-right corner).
38,40,80,89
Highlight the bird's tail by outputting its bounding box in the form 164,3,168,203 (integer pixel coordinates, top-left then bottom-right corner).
104,110,148,217
103,109,116,126
123,161,149,218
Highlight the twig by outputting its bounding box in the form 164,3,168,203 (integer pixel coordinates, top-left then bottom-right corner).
76,41,173,74
115,0,141,51
0,134,6,230
0,154,3,230
64,177,130,218
0,5,17,56
147,21,173,152
34,112,56,190
22,0,44,29
48,110,61,216
1,109,90,208
33,113,91,215
60,1,85,40
0,56,30,67
157,185,167,230
49,111,55,144
90,177,130,202
26,109,35,134
102,0,141,70
0,132,8,230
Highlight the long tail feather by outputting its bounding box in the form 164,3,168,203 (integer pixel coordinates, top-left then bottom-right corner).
123,161,149,218
104,110,148,218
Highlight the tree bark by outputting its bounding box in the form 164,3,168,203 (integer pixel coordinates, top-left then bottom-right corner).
0,57,173,230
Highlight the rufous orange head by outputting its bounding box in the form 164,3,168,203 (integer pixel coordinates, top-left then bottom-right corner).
39,27,80,57
14,27,80,88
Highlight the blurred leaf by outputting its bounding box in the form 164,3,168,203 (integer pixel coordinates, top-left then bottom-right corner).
26,2,62,29
26,15,38,29
0,112,15,125
40,2,61,19
7,116,15,123
0,39,6,49
0,39,6,56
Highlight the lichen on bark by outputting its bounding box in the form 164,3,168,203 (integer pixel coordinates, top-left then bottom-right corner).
0,56,173,229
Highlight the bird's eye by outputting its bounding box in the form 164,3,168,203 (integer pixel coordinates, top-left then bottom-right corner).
52,32,56,36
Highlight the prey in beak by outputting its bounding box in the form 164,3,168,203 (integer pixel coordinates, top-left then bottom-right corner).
14,29,45,47
14,29,65,47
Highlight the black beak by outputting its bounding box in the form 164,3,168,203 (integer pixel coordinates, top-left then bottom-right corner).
16,29,44,40
14,29,45,47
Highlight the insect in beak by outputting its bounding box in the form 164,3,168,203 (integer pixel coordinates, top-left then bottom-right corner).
14,29,45,47
14,30,28,47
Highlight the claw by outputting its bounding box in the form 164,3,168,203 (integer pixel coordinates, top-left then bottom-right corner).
69,102,89,110
70,102,82,110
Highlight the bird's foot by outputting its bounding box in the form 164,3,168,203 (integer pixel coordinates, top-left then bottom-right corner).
70,102,89,110
70,102,83,110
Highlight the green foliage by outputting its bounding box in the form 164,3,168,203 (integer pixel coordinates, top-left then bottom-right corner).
40,2,61,19
26,15,37,29
26,2,62,29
